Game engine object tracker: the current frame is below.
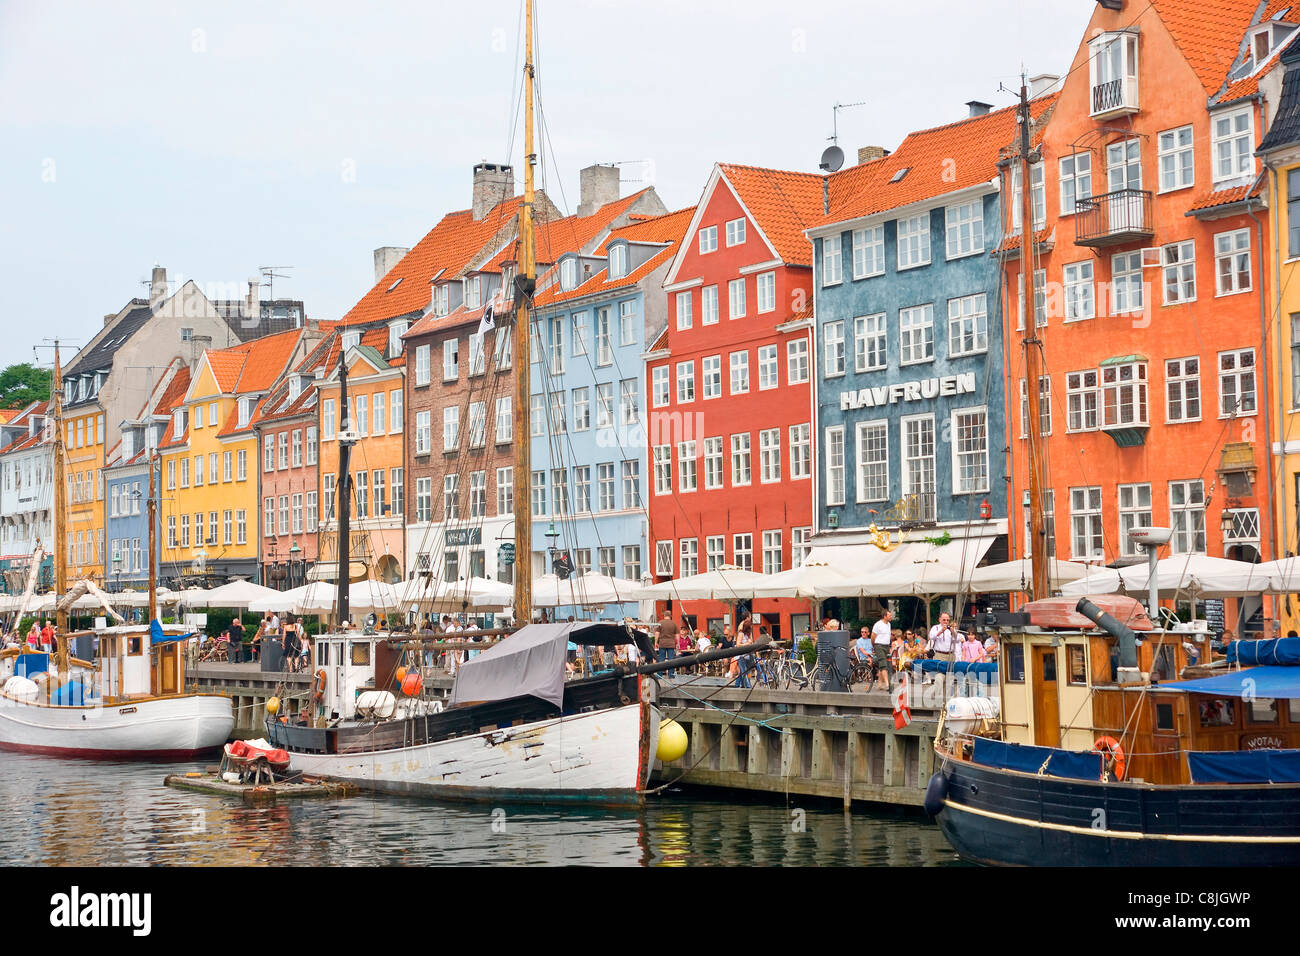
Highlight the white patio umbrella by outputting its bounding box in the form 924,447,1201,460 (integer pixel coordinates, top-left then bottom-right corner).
533,572,646,608
109,587,179,608
180,579,282,609
747,562,857,601
636,565,770,602
247,584,307,614
964,558,1098,594
398,576,514,611
1061,555,1267,600
173,586,213,608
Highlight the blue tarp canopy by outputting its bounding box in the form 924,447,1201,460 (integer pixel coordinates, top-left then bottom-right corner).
1228,637,1300,666
148,620,195,645
913,660,998,676
970,737,1103,781
14,653,48,679
1159,666,1300,699
49,680,93,706
1188,749,1300,784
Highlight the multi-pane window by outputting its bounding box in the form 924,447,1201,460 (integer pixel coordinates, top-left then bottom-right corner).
787,339,809,384
792,527,812,568
757,272,775,313
728,278,747,319
390,391,402,433
676,292,693,330
1212,107,1254,184
762,530,782,574
531,471,547,517
1059,152,1092,214
573,466,592,513
758,345,778,390
238,448,248,480
790,423,811,479
853,226,885,279
899,304,934,365
356,395,368,436
496,396,512,443
952,407,989,493
596,309,612,365
828,426,849,507
530,394,545,436
945,201,983,258
896,214,931,269
1162,240,1197,304
702,286,718,326
373,469,386,516
596,383,614,428
823,322,845,376
947,294,987,356
1293,315,1300,407
621,460,639,509
731,433,752,486
468,401,486,447
733,533,753,571
1017,268,1048,330
1214,229,1251,295
653,445,672,495
1118,483,1153,556
703,355,722,398
263,436,274,472
415,477,433,522
1291,171,1300,257
678,441,697,492
759,428,781,483
496,467,513,516
552,470,570,516
443,406,460,451
292,494,303,534
1070,487,1104,560
726,217,746,246
549,392,566,433
1170,480,1206,553
573,311,589,354
1063,261,1095,321
730,351,749,394
390,468,403,517
1158,125,1194,192
1166,357,1201,422
1111,250,1144,315
854,313,887,371
354,474,368,519
1066,370,1099,432
855,421,887,502
548,315,565,375
469,471,487,518
443,338,459,380
572,387,591,430
704,436,724,489
679,538,699,577
291,430,303,466
1219,348,1256,416
1101,361,1148,428
414,345,431,386
415,410,431,454
597,463,615,511
652,366,670,407
306,493,318,531
599,547,616,578
699,225,717,254
676,361,695,403
822,234,843,285
901,415,936,517
620,379,640,425
706,536,725,572
620,300,636,346
1011,161,1046,231
656,541,672,577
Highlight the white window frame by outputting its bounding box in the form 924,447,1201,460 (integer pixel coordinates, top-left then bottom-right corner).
728,278,747,319
1157,125,1194,193
1063,260,1095,321
852,225,885,279
1165,356,1201,424
896,214,931,270
1211,106,1254,186
854,420,887,503
944,200,984,259
698,225,718,254
725,217,746,246
1162,240,1197,305
1058,152,1093,215
947,293,988,357
951,405,990,495
1214,228,1252,296
823,322,845,377
899,304,934,365
823,234,843,285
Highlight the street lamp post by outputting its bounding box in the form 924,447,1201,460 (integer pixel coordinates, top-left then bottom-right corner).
289,539,302,589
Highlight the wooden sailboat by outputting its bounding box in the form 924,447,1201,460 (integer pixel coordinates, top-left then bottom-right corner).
264,0,758,803
0,341,234,759
925,86,1300,865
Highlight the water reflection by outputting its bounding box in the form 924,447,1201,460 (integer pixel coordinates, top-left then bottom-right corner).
0,755,962,866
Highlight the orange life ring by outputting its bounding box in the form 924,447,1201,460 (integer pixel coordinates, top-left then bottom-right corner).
312,669,327,702
1094,736,1126,781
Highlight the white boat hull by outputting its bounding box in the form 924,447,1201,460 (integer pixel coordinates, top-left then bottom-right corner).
289,702,660,804
0,692,235,760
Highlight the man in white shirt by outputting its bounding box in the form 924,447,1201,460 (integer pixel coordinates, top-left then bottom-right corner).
927,612,960,665
871,608,893,691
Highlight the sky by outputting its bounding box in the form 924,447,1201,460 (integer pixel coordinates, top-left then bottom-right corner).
0,0,1094,368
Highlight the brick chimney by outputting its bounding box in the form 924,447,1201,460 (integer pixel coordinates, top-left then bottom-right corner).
472,162,515,221
857,146,888,165
577,164,620,217
149,265,168,309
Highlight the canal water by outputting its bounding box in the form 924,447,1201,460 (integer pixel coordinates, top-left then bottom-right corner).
3,754,963,866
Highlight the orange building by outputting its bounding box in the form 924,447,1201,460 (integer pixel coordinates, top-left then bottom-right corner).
1003,0,1292,635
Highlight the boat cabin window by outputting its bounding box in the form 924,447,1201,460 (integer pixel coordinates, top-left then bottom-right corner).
1067,645,1087,684
1290,699,1300,722
1247,697,1279,725
1005,643,1025,682
1150,644,1176,683
350,642,371,666
1155,702,1175,731
1198,697,1235,727
127,635,143,656
317,642,329,666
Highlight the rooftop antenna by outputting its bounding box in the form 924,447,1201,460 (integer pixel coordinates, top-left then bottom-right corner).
259,265,294,301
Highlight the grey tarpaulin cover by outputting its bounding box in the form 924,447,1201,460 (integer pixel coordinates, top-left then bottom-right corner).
448,622,649,709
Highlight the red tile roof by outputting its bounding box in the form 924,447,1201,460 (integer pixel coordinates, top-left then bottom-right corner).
1187,182,1262,211
1151,0,1262,96
478,188,655,273
716,164,825,265
595,205,697,254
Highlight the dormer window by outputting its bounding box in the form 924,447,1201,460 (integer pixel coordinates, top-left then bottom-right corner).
342,330,361,351
1212,106,1255,185
609,244,628,280
65,382,74,404
173,407,187,437
121,430,134,459
288,376,302,402
1089,30,1139,117
502,264,516,294
560,257,578,291
238,396,251,427
464,276,482,310
194,404,204,428
431,283,450,317
387,320,409,358
1250,23,1296,70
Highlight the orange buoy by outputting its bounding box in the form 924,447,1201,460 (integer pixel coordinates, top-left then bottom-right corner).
401,672,422,696
312,669,327,702
396,666,408,684
1093,735,1126,781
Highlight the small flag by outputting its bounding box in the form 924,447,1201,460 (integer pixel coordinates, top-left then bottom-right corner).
893,674,912,729
476,303,495,339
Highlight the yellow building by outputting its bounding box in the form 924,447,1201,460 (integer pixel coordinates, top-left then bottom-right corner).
62,405,105,584
157,330,311,586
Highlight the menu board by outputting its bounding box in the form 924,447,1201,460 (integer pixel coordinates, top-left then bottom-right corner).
1203,598,1225,636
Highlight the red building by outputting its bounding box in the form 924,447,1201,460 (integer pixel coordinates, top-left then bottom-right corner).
647,164,819,640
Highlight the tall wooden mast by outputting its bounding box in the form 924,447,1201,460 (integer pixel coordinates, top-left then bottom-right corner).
336,346,353,627
147,450,157,625
512,0,537,625
51,341,68,635
1019,81,1049,601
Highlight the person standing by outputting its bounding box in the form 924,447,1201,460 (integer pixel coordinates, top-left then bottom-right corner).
40,620,55,654
927,612,960,666
871,608,893,691
225,616,245,664
656,611,679,675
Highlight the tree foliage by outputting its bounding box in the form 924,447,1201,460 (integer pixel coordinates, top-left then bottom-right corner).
0,363,53,410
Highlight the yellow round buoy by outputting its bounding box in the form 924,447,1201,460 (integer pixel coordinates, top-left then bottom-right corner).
266,696,280,715
396,666,408,684
657,719,688,763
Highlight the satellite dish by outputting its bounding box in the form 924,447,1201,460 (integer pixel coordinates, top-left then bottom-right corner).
819,145,845,173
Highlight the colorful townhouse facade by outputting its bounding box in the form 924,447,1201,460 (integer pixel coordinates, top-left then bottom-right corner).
804,99,1056,616
1002,0,1296,635
529,205,694,616
646,164,821,641
0,402,54,593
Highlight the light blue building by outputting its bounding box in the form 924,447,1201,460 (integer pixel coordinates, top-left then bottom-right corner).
104,382,171,596
528,210,691,619
806,106,1024,595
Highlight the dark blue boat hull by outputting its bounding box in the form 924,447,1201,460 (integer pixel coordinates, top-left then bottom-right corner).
933,755,1300,867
